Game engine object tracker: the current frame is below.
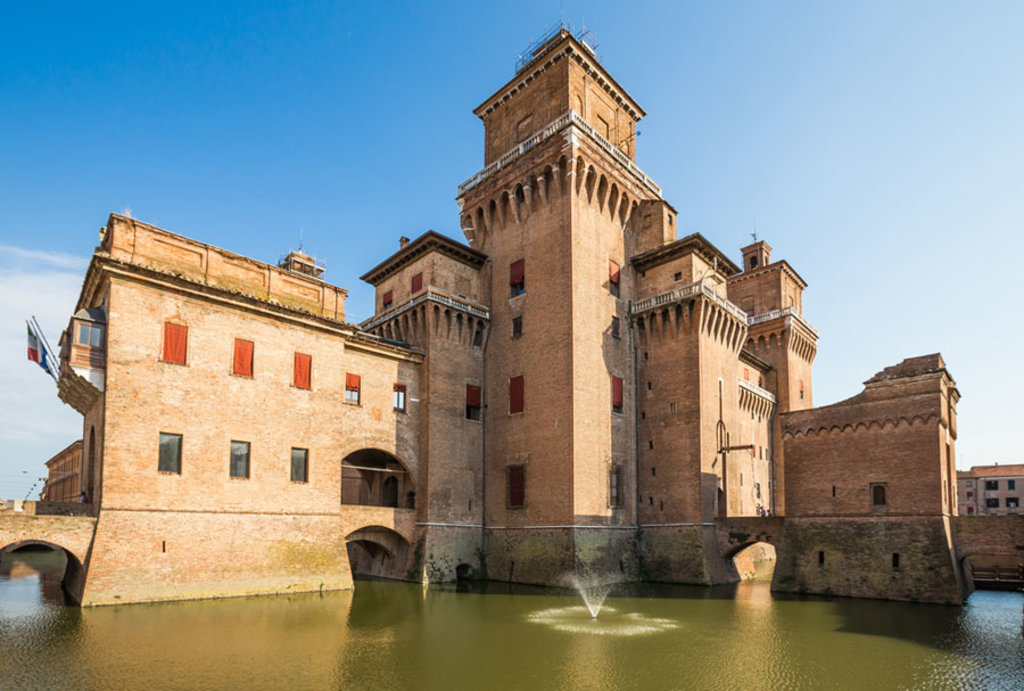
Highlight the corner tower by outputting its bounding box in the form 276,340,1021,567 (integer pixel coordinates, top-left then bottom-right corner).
457,28,662,582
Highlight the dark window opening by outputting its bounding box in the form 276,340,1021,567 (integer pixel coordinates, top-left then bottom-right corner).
466,384,482,421
832,485,836,497
1009,480,1017,490
986,498,999,508
473,325,484,347
985,480,998,490
1007,497,1019,508
673,272,682,281
608,467,622,508
872,484,887,506
509,259,525,297
609,260,620,298
291,448,308,483
230,440,250,479
611,317,621,339
612,375,624,414
381,476,399,507
158,432,182,474
818,551,825,566
512,316,523,338
648,440,654,450
892,553,900,570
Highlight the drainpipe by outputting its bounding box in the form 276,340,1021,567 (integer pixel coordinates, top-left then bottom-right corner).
480,258,493,570
630,296,642,568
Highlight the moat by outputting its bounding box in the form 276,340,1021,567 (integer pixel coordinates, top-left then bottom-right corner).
2,549,1022,690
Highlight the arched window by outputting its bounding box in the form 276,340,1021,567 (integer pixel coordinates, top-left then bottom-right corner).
872,484,887,506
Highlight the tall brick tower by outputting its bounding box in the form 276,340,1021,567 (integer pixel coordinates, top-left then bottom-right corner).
456,27,660,581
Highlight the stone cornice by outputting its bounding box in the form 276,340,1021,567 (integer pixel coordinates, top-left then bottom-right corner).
630,233,741,276
727,260,808,290
360,286,490,332
359,230,486,286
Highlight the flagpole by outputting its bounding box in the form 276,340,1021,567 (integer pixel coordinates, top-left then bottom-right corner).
30,315,59,384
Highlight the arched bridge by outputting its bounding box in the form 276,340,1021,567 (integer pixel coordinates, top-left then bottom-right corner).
0,506,97,604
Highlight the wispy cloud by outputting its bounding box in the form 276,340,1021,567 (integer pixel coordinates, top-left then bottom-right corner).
0,245,89,271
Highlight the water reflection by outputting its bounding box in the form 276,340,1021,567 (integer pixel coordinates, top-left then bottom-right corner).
1,561,1022,691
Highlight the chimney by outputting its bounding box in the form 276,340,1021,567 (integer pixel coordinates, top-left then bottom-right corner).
400,236,410,249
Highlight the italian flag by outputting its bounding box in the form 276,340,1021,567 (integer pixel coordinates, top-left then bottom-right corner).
26,323,41,363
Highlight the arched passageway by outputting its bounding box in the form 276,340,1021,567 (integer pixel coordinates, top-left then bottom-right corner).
725,541,777,582
0,540,84,605
341,449,415,509
345,526,412,581
961,553,1023,592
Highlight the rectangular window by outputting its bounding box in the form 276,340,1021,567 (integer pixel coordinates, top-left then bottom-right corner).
608,466,622,508
892,553,900,570
78,323,104,347
230,441,250,479
511,316,523,338
233,339,254,377
158,433,182,474
966,491,973,499
508,465,526,508
609,260,620,297
411,273,423,294
986,498,999,508
345,373,361,405
612,375,624,414
466,384,482,421
509,375,524,414
1007,497,1019,508
393,384,407,412
965,480,973,487
967,506,974,515
985,480,998,490
293,352,312,389
611,317,620,339
162,323,188,365
291,448,308,483
382,291,393,309
1009,480,1016,490
673,272,682,282
510,259,525,297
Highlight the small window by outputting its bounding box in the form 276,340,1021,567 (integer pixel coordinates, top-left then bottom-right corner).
230,441,250,479
78,322,104,347
382,291,393,310
612,376,623,414
965,480,973,488
511,316,523,338
818,551,825,566
985,480,998,491
1009,480,1017,490
393,384,407,412
293,353,312,389
233,339,254,377
673,272,682,282
750,256,759,270
411,273,423,294
669,402,677,413
466,384,482,420
510,259,525,297
162,322,188,365
871,484,887,506
509,375,524,414
158,432,182,474
892,553,900,569
986,498,999,508
967,506,974,515
966,491,973,499
345,373,361,405
611,317,620,339
799,381,805,400
608,466,622,508
1007,497,1019,508
291,448,308,483
473,325,484,347
508,465,526,508
609,260,620,297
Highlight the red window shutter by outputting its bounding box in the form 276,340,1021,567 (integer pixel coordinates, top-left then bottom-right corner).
383,290,393,306
612,376,623,408
163,323,188,364
743,368,749,381
233,339,253,377
394,383,406,393
411,273,423,293
509,375,524,414
508,466,525,507
466,384,481,407
510,259,525,285
294,353,311,388
346,373,361,391
609,260,620,285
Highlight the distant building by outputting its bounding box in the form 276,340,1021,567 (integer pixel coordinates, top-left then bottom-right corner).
957,465,1024,516
41,440,83,502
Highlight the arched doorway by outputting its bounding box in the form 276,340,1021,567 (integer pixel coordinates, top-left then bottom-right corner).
961,553,1023,592
341,449,414,509
345,526,412,581
0,540,84,605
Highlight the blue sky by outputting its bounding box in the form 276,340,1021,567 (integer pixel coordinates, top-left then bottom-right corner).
1,1,1022,497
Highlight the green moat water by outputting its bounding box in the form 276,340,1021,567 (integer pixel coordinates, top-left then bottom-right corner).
1,549,1022,690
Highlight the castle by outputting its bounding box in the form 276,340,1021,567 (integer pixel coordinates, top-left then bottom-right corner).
18,28,989,605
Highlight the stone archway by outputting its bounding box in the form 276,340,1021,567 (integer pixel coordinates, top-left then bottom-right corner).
723,541,777,582
0,540,86,605
345,526,412,581
341,449,415,509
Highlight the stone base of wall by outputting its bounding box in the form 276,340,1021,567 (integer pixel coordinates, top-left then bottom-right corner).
482,527,638,587
773,516,965,604
422,525,484,583
638,525,716,584
82,509,354,606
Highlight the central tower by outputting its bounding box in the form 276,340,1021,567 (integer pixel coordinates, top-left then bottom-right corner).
457,28,665,581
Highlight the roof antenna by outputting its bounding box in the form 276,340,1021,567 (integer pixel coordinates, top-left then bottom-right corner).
298,227,304,253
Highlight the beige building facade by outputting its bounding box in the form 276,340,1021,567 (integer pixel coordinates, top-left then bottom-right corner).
958,465,1024,516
